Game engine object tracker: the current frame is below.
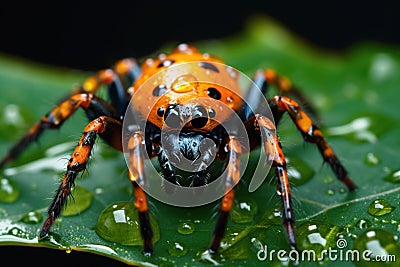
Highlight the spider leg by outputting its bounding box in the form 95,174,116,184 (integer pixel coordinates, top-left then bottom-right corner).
77,61,139,117
39,116,122,238
0,58,140,168
127,130,153,255
0,93,117,168
270,95,357,190
242,69,320,124
155,145,179,194
253,114,297,249
209,136,241,254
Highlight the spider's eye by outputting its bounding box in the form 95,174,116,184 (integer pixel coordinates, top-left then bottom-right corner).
191,105,208,128
164,105,181,128
207,87,221,100
208,108,216,118
157,107,165,117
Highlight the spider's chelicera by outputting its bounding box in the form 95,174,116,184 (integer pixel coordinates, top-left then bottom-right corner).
0,43,357,256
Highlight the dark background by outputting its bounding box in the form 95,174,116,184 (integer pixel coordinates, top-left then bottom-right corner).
1,1,399,266
1,2,399,71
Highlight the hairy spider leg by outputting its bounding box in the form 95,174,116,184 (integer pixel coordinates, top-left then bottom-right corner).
241,69,320,124
0,66,134,168
0,93,116,168
255,114,297,249
155,144,179,194
270,96,357,191
263,69,320,123
39,116,123,238
127,130,153,256
209,136,242,254
77,62,140,117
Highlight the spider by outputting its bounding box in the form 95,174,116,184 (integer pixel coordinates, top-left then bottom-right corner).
0,43,356,256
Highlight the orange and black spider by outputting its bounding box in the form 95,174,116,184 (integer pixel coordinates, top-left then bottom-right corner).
0,43,356,256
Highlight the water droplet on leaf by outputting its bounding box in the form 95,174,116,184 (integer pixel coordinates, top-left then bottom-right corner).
368,199,395,217
384,169,400,184
353,228,400,267
177,221,195,235
296,221,341,257
95,201,159,245
19,211,43,224
62,185,93,216
364,152,380,166
287,157,314,186
168,242,188,257
0,177,20,203
231,197,258,223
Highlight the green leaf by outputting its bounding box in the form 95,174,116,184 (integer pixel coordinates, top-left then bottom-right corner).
1,16,400,267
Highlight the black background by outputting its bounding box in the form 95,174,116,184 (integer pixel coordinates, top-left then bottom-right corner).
1,2,399,71
1,1,399,266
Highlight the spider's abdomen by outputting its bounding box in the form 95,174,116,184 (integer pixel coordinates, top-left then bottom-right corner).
130,43,245,132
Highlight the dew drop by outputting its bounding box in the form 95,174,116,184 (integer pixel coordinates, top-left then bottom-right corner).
384,169,400,184
364,152,380,166
369,53,397,82
296,221,341,256
61,185,93,216
0,177,20,203
168,242,188,257
3,104,25,126
287,157,314,186
327,189,335,196
19,211,43,224
220,225,242,249
355,219,371,229
177,221,195,235
95,201,159,245
171,74,198,93
353,228,400,267
250,237,264,253
368,199,395,217
231,197,258,223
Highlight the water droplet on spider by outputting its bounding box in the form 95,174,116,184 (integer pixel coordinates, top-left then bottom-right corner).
177,221,195,235
95,201,159,245
364,152,380,166
368,199,395,217
286,157,315,186
171,74,198,93
0,177,20,203
168,242,188,257
383,169,400,184
353,228,400,267
19,211,43,224
226,66,238,79
61,185,93,216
